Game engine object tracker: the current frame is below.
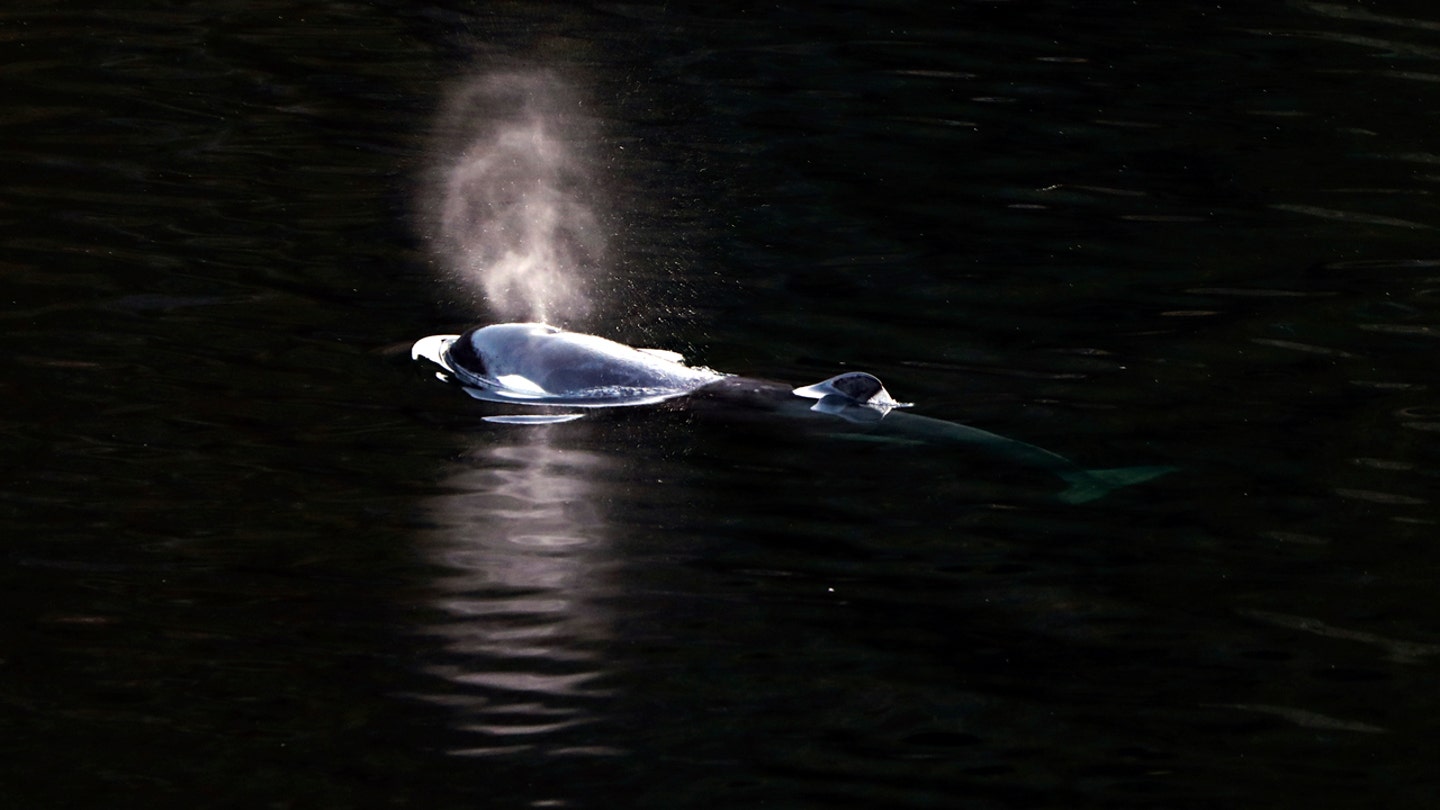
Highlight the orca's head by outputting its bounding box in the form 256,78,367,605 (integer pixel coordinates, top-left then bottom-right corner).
444,328,487,379
443,322,560,381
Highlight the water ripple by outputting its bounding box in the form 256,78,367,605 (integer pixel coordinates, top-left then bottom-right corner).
411,430,622,757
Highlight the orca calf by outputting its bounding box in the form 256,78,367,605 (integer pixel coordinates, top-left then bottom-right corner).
412,323,1174,503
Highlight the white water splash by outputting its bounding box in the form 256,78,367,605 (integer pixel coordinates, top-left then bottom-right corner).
424,71,604,325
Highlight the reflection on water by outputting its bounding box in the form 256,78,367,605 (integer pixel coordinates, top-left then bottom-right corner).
413,425,624,759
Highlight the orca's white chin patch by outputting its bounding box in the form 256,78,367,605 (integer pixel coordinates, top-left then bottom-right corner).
411,334,459,370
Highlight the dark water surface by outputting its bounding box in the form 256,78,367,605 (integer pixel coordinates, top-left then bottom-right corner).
5,2,1440,807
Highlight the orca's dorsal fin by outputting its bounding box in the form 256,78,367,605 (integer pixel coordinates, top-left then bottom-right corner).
793,372,911,409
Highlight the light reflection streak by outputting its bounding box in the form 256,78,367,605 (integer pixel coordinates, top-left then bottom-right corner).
414,427,624,757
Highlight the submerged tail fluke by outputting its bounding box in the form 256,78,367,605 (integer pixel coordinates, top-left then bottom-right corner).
1057,465,1179,504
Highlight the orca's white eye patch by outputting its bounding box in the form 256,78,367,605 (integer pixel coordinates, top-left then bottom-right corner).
493,374,548,397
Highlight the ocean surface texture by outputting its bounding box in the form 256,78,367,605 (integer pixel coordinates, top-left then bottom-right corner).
3,2,1439,808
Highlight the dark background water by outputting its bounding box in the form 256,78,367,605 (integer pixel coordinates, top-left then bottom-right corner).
4,1,1440,808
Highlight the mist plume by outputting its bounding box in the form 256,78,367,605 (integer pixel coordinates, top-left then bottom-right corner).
424,71,604,326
